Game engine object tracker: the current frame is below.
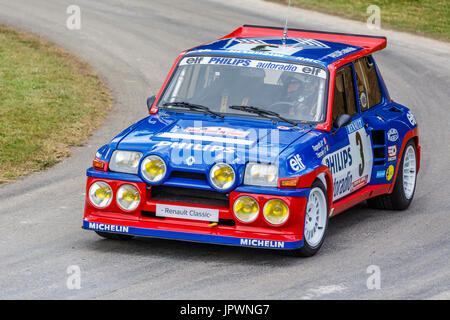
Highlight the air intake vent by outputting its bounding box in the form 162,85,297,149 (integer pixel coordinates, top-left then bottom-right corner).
371,130,385,145
150,186,229,207
170,171,206,180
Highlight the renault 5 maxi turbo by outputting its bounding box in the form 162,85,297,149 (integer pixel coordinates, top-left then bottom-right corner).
82,25,420,256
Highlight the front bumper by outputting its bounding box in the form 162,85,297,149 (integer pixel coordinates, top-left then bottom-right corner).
82,217,303,249
83,171,309,250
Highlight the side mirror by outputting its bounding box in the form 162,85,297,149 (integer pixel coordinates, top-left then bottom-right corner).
332,114,352,135
146,95,156,112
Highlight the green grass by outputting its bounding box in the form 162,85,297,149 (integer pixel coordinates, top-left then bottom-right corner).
269,0,450,41
0,26,111,183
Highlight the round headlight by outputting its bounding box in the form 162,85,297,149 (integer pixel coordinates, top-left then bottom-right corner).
233,196,259,223
117,184,141,211
88,181,113,208
263,199,289,225
210,163,235,190
141,155,166,183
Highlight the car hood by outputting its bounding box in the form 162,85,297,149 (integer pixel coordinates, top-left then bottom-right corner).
115,112,311,174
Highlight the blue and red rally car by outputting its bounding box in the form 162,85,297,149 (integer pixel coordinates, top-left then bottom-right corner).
83,25,420,256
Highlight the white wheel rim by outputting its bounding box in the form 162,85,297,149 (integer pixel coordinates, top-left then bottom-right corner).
304,187,327,248
403,145,417,200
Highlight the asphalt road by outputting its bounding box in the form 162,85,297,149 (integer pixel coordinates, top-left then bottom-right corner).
0,0,449,299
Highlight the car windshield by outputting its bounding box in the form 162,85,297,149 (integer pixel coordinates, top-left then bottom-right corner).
159,56,328,123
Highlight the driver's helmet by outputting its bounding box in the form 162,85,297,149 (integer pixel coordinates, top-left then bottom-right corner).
280,72,316,102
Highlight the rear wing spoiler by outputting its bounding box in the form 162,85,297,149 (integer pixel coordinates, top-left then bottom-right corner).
222,25,387,53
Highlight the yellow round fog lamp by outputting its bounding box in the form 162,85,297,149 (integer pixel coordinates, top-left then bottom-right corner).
88,181,113,208
263,199,289,225
141,155,166,183
233,196,259,223
117,184,141,211
210,163,235,190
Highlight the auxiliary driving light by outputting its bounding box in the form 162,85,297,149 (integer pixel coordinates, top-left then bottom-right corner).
116,184,141,211
263,199,289,225
233,196,259,223
141,155,167,183
88,181,113,208
210,163,235,190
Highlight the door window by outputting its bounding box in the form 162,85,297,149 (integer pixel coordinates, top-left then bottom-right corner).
354,56,382,111
332,65,357,124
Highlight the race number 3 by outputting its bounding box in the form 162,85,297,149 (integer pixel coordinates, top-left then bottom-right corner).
355,131,365,177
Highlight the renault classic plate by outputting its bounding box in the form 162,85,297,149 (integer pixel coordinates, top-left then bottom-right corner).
155,204,219,222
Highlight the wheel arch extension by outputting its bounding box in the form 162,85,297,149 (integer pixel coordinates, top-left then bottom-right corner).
298,166,333,207
389,127,420,193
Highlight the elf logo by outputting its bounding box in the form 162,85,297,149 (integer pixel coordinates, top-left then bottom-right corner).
289,154,305,172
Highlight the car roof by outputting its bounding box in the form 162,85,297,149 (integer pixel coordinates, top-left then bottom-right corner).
185,25,387,68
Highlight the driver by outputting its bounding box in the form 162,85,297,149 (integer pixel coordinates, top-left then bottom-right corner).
280,72,318,117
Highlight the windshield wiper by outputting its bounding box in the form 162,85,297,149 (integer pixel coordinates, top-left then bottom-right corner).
163,102,223,118
229,105,298,127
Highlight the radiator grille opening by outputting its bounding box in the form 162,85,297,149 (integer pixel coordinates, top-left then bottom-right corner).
150,185,229,207
373,147,385,159
371,130,385,145
169,171,206,180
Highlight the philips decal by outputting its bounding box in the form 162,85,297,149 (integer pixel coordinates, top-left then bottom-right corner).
323,147,352,175
155,141,235,154
207,57,250,67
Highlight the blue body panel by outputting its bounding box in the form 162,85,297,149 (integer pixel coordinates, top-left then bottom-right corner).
90,47,417,205
188,37,364,67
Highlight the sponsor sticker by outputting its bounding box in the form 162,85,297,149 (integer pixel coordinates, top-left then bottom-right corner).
376,170,386,178
156,204,219,222
184,126,249,138
289,154,305,172
346,118,365,135
312,138,329,158
407,111,417,126
88,222,129,233
180,56,327,79
360,92,368,109
325,47,357,58
387,128,399,142
240,238,285,249
386,165,395,181
388,145,397,162
352,175,368,190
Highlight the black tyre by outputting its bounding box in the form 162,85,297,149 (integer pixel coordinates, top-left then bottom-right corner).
292,179,329,257
95,231,134,241
367,140,417,210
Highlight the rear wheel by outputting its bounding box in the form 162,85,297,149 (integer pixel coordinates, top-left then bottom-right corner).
95,231,134,241
367,140,417,210
292,180,329,257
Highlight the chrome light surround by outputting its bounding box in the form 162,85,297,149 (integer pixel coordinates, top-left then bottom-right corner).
88,181,113,208
263,199,290,225
109,150,143,174
116,184,141,211
140,155,167,183
209,163,236,190
244,162,278,187
233,196,260,223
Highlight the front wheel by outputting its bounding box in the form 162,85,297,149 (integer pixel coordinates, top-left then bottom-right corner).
367,140,417,210
292,180,329,257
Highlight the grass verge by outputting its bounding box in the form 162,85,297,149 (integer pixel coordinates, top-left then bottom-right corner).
268,0,449,41
0,25,111,183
